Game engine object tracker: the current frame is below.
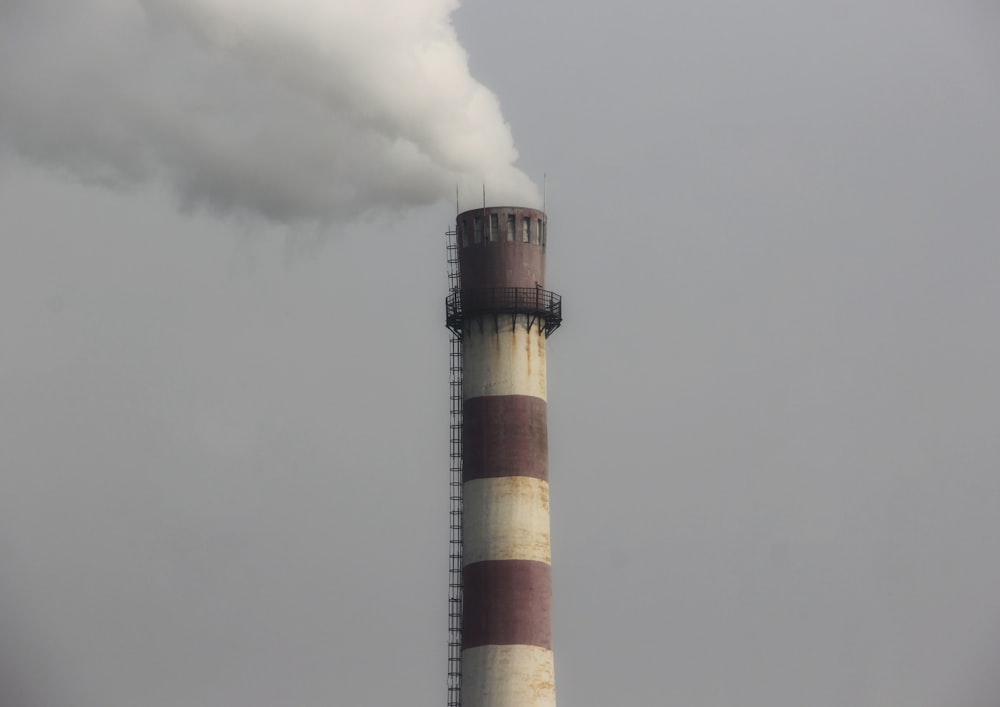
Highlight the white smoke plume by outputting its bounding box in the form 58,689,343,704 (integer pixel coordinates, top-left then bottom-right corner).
0,0,539,223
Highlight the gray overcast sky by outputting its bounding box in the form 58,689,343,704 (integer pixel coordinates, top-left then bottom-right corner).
2,1,1000,705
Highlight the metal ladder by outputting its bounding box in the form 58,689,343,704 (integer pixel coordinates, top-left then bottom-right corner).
446,228,463,707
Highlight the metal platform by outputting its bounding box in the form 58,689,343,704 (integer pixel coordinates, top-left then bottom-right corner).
446,286,563,337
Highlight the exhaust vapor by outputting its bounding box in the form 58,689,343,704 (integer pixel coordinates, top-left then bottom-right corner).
0,0,539,223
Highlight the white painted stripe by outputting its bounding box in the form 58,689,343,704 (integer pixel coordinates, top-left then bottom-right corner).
462,644,556,707
463,316,546,401
463,477,551,566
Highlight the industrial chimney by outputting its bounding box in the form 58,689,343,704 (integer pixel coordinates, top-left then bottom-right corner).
445,206,562,707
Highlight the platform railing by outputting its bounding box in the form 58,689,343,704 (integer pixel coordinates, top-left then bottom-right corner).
446,286,563,336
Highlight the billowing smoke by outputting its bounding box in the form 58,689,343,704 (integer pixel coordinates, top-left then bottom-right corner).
0,0,539,223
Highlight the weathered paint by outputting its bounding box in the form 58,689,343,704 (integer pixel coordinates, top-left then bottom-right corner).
457,206,547,291
462,645,556,707
463,317,547,400
463,477,551,565
463,395,548,481
457,205,557,707
462,560,552,649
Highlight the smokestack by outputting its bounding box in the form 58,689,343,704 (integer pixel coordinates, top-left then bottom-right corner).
445,206,562,706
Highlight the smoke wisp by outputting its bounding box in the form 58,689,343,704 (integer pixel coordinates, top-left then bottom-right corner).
0,0,539,223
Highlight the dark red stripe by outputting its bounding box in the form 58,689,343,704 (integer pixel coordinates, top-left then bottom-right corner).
457,206,547,290
462,560,552,649
463,395,548,482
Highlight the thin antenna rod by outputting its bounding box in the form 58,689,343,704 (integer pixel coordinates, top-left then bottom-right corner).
456,186,459,217
543,173,547,214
